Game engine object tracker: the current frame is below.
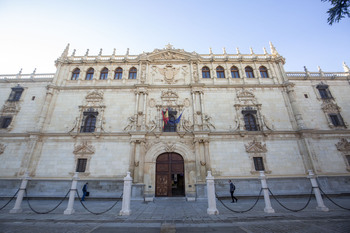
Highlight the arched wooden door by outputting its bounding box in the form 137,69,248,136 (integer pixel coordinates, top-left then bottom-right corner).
156,152,185,197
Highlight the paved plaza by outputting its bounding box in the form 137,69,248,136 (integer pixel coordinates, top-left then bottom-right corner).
0,196,350,232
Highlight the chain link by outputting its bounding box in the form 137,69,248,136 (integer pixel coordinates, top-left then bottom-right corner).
268,187,313,212
0,189,19,211
25,189,70,214
318,186,350,211
216,188,262,213
75,190,123,215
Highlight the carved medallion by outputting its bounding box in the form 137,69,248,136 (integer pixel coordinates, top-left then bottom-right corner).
73,141,95,154
158,65,180,84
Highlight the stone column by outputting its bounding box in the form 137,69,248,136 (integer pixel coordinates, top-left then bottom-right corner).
129,141,136,180
307,170,329,211
64,172,79,215
194,140,202,182
204,140,211,172
259,171,275,213
120,172,133,216
206,171,219,215
10,172,30,213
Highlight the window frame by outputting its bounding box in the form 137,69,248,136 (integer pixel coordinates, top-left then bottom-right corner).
245,66,255,78
243,111,259,131
259,66,269,78
329,113,344,127
76,158,87,172
99,67,108,80
71,68,80,80
8,87,24,102
85,68,94,80
128,67,137,79
253,157,265,171
202,66,211,79
216,66,225,78
114,67,123,79
231,66,240,78
80,111,98,133
316,84,332,99
0,116,12,129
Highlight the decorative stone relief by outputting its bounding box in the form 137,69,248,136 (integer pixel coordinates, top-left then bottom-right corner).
124,116,137,131
336,138,350,151
164,142,176,152
158,64,180,84
203,114,216,131
322,101,340,113
245,140,267,153
0,143,5,154
73,141,95,155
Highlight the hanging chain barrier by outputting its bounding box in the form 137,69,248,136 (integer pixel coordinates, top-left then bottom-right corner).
318,186,350,211
0,189,20,211
216,188,263,213
75,190,123,215
267,187,313,212
25,189,70,214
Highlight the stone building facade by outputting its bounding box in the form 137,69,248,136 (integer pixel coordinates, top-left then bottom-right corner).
0,43,349,200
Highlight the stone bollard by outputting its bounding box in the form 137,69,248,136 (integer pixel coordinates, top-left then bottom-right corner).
119,172,133,216
10,172,31,213
206,171,219,215
64,172,79,215
259,171,275,213
307,170,329,212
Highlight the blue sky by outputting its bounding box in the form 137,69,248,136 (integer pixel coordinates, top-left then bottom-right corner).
0,0,349,74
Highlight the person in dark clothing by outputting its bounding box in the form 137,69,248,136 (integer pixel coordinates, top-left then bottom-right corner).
82,182,88,201
229,180,238,203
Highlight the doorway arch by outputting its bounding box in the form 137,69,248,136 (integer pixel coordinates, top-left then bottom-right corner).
156,152,185,197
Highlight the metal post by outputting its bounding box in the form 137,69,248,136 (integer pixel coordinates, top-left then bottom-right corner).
64,172,79,215
120,172,133,215
307,170,329,212
206,171,219,215
10,172,31,213
259,171,275,213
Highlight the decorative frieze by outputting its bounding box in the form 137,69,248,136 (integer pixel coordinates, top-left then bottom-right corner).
245,139,267,153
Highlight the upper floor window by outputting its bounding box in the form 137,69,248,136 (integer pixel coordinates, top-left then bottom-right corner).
253,157,265,171
259,66,269,78
100,67,108,80
316,84,332,99
80,111,98,133
329,114,344,127
129,67,137,79
0,116,12,129
216,66,225,78
8,86,24,101
71,68,80,80
85,68,94,80
163,109,177,132
245,66,255,78
231,66,240,78
202,66,211,78
76,158,87,172
114,67,123,79
243,112,259,131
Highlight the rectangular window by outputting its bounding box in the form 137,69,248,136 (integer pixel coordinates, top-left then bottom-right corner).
1,117,12,128
76,158,87,172
253,157,265,171
329,114,343,126
8,87,24,101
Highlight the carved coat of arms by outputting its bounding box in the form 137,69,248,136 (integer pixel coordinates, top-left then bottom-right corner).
158,65,180,84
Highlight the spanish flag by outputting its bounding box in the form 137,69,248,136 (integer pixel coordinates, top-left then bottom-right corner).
162,109,169,128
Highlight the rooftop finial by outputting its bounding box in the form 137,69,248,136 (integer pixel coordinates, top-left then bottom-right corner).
269,41,279,55
165,43,173,50
223,47,227,54
263,47,268,55
126,48,129,56
317,66,322,72
250,47,254,54
343,61,350,72
236,47,240,54
60,43,70,59
209,47,213,54
32,68,36,74
18,68,22,75
71,49,76,56
98,48,102,56
113,48,116,55
85,49,89,56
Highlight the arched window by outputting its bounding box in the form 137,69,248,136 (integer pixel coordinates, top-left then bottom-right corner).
85,68,94,80
71,68,80,80
202,66,211,78
129,67,137,79
244,113,258,131
216,66,225,78
259,66,269,78
81,114,97,132
245,66,254,78
231,66,240,78
114,67,123,79
100,67,108,80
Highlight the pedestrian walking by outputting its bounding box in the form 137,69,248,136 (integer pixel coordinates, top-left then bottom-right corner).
82,182,88,201
229,180,238,203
